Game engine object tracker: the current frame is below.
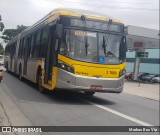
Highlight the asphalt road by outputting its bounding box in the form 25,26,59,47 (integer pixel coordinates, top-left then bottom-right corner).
0,72,159,135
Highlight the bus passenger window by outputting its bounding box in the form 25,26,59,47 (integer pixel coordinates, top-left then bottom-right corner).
42,28,49,43
18,40,22,58
5,46,10,56
12,43,16,58
34,30,42,58
26,36,32,58
31,33,37,58
40,28,49,58
22,39,26,58
31,34,36,46
18,39,24,58
36,30,42,45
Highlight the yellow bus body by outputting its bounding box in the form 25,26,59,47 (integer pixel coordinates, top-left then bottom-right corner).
4,8,126,94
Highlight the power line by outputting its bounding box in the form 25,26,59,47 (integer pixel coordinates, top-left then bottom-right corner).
86,0,158,5
47,0,158,5
47,0,158,6
45,0,159,11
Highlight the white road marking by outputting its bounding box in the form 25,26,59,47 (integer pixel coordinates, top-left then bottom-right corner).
78,98,154,126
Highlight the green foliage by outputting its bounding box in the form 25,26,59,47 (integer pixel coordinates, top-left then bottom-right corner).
1,25,28,43
0,15,5,32
0,22,4,32
0,43,4,55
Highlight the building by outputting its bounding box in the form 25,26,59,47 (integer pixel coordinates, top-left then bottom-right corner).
126,26,159,79
126,49,159,74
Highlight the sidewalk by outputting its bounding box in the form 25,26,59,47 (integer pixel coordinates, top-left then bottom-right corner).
0,100,14,135
123,81,160,101
0,83,41,135
0,102,11,126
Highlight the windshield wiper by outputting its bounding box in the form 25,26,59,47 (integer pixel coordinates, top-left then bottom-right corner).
62,30,71,56
85,36,89,56
102,19,112,55
71,32,89,56
102,36,106,54
81,15,89,56
63,31,68,53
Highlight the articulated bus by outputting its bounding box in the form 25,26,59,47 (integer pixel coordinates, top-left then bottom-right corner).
4,8,127,96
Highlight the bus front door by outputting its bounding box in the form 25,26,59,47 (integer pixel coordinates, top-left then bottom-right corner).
44,26,57,84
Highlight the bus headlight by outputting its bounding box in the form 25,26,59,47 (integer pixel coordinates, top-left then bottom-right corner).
119,69,126,77
58,60,74,73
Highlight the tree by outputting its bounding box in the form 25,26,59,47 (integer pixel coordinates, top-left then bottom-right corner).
0,15,5,32
0,43,4,55
0,15,5,55
1,25,28,43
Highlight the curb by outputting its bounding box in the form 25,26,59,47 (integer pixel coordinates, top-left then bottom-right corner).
0,82,42,135
123,91,159,101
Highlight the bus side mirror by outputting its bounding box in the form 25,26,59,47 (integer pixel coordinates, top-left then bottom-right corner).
56,24,62,39
119,37,127,61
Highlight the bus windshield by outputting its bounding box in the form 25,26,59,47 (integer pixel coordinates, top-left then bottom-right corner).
60,29,124,64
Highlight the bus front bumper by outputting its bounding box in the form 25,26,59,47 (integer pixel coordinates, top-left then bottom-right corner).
56,69,125,93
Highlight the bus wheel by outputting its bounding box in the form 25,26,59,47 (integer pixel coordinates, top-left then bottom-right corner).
6,63,9,72
19,67,23,81
38,73,46,94
84,91,95,96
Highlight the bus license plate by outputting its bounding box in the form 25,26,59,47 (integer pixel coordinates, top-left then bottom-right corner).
90,85,102,90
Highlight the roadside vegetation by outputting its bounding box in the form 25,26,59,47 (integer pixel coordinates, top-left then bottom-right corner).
0,14,28,55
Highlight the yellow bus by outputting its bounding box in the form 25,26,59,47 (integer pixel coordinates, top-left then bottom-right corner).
4,8,127,96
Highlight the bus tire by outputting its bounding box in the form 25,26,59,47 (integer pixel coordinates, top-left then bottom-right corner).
84,91,95,96
38,71,46,94
6,63,9,72
19,65,23,81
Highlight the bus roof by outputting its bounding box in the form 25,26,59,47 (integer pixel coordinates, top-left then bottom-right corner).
6,8,123,46
20,8,123,37
49,8,122,23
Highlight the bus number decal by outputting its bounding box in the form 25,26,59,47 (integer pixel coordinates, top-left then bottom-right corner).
110,71,117,75
75,31,85,36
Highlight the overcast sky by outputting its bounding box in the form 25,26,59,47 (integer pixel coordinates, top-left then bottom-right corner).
0,0,159,30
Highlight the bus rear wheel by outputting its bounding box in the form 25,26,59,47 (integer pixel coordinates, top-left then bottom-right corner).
84,91,95,96
19,67,23,81
6,63,9,72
